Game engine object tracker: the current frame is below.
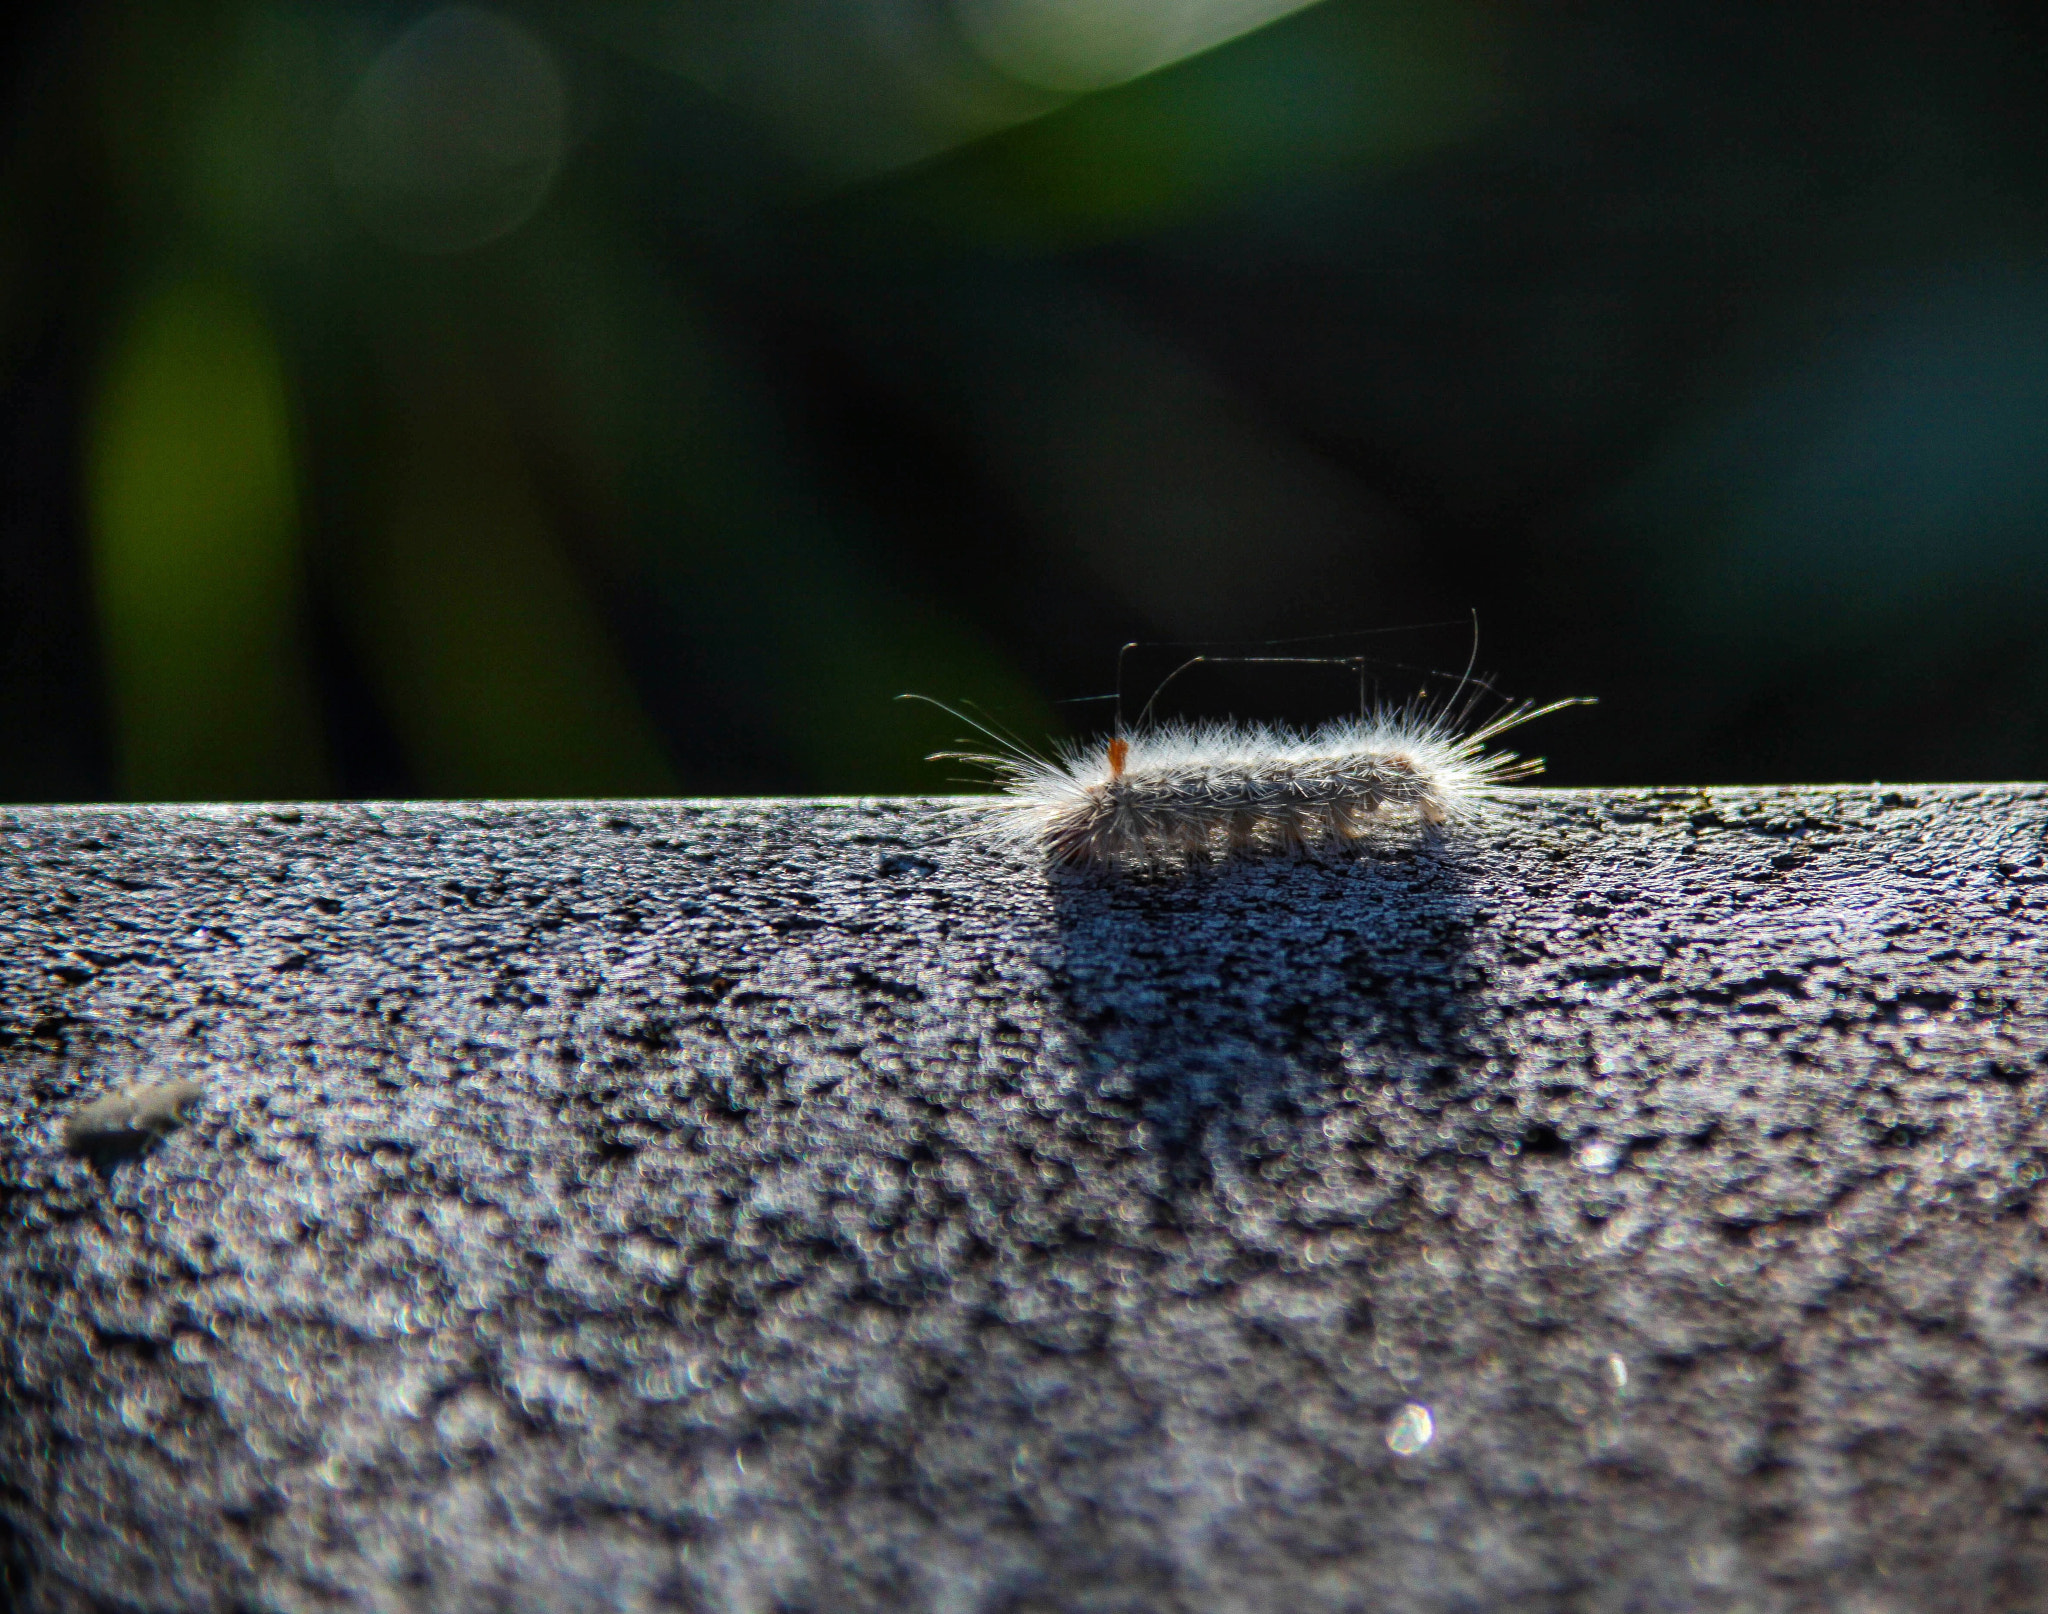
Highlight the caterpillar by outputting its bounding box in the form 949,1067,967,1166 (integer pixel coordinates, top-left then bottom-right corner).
934,702,1568,870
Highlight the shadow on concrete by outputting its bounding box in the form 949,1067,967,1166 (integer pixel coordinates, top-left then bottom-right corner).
1042,830,1495,1198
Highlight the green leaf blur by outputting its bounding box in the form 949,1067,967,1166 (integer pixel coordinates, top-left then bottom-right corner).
88,277,326,799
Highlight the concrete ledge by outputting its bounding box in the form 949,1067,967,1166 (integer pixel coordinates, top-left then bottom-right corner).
3,788,2047,1611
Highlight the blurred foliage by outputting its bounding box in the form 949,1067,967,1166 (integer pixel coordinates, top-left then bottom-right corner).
2,0,2047,801
88,275,325,798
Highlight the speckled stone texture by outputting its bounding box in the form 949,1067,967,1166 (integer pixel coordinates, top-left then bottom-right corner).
2,789,2047,1613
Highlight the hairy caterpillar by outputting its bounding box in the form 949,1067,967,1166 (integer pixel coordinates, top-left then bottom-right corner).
932,702,1568,870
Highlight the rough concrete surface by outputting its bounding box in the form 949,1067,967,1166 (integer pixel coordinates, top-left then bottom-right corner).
1,788,2046,1613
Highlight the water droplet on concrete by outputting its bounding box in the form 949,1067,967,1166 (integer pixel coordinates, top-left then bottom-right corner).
1386,1402,1434,1455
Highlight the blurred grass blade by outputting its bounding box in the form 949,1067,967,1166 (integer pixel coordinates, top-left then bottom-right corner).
857,0,1505,246
354,392,680,799
86,276,328,800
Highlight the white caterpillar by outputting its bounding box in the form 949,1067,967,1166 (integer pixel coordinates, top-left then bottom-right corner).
940,704,1563,869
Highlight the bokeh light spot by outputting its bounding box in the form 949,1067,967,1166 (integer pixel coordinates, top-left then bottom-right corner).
330,5,567,254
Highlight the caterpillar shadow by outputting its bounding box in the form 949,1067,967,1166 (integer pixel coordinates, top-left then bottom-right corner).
1043,829,1498,1203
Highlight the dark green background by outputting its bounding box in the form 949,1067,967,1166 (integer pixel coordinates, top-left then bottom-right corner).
4,0,2045,800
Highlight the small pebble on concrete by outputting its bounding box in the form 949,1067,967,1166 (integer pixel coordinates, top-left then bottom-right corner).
63,1077,207,1161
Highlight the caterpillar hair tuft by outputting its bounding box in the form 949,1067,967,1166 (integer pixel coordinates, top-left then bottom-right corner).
936,703,1568,870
